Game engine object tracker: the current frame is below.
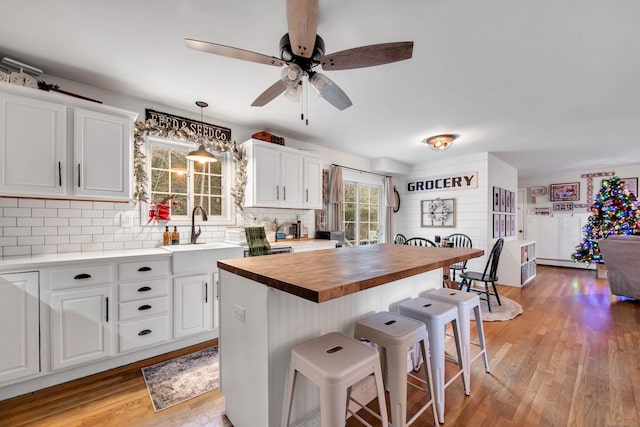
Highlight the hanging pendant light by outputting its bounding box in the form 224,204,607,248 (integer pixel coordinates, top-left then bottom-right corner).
186,101,217,163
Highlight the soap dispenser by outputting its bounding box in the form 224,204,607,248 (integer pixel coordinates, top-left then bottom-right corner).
171,226,180,245
163,226,170,246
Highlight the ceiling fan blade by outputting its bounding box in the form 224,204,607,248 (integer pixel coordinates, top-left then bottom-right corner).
286,0,318,58
185,38,285,67
309,73,353,111
320,41,414,71
251,80,288,107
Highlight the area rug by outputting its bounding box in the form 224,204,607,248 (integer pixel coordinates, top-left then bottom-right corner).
479,295,523,321
141,346,219,412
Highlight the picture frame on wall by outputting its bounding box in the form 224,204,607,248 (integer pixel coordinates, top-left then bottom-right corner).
420,198,456,228
622,177,638,198
500,188,506,212
553,202,574,212
505,190,511,213
493,186,500,211
510,214,516,235
510,191,516,213
499,214,506,237
493,213,500,238
550,182,580,201
505,215,511,236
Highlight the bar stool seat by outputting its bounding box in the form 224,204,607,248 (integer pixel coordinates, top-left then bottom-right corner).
354,311,438,427
398,297,467,424
427,287,490,395
283,331,389,427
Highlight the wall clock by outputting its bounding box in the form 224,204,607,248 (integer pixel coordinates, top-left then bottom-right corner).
393,187,400,212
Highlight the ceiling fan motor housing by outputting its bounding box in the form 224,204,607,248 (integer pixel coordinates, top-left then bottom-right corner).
279,33,325,70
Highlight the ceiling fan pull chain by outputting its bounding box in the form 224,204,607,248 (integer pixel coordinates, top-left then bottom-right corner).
305,76,309,126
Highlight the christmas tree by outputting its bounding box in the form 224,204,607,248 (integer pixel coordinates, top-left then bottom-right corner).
572,176,638,265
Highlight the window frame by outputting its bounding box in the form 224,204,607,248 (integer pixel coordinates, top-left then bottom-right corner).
342,169,386,246
143,136,235,226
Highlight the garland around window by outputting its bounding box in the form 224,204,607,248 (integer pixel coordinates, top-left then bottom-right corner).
133,120,247,211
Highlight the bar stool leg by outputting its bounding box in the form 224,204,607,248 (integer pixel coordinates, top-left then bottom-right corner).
427,317,446,424
454,308,472,396
386,343,409,426
450,319,467,395
283,366,297,427
473,305,490,372
320,384,348,427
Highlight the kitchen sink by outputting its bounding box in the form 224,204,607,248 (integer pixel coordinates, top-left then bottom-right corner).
160,242,240,252
161,242,244,273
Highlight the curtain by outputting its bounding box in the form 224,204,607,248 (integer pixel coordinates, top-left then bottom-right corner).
328,166,344,231
385,176,395,243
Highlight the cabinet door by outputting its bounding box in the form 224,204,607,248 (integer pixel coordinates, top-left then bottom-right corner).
50,286,114,370
303,156,322,209
252,144,280,206
173,274,212,338
73,108,132,200
0,92,67,197
280,151,303,208
0,272,39,383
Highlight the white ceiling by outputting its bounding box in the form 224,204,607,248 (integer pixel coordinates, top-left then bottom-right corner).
1,0,639,178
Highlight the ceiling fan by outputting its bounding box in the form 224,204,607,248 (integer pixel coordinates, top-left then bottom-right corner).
185,0,413,111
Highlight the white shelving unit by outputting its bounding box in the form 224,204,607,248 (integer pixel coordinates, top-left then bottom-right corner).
498,240,536,287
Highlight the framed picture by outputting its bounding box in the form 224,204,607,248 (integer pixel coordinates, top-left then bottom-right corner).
505,190,512,213
499,214,506,237
421,198,456,227
622,177,638,198
553,202,574,212
510,191,516,213
493,214,500,238
505,215,511,236
500,188,506,212
550,182,580,201
493,186,500,211
510,214,516,235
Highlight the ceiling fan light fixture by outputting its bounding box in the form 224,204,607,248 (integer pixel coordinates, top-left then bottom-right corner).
186,101,217,163
281,64,303,87
424,134,457,151
284,83,302,102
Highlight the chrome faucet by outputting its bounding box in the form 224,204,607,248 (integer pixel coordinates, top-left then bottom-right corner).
190,206,208,244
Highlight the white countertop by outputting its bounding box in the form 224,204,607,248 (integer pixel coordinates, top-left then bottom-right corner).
0,248,171,271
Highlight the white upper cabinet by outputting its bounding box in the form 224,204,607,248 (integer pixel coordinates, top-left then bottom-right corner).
243,139,321,209
0,91,67,197
73,108,132,200
303,156,322,209
0,83,137,201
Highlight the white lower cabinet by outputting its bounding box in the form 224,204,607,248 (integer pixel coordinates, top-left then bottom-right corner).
50,286,114,371
0,272,40,384
173,274,212,339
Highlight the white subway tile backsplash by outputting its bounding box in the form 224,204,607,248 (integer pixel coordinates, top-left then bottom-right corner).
70,201,91,209
92,218,114,227
81,226,104,235
46,200,70,209
103,242,124,251
0,199,17,208
58,226,82,235
18,236,45,246
123,241,143,249
32,227,58,236
17,218,44,227
82,210,104,218
4,246,31,256
81,243,104,252
31,208,58,218
4,208,32,217
114,233,134,242
32,245,58,255
58,209,82,218
0,237,17,246
0,218,17,227
4,227,31,237
45,218,69,227
69,218,92,227
93,234,114,243
58,244,81,253
18,199,45,208
45,235,70,245
70,235,92,244
93,202,115,210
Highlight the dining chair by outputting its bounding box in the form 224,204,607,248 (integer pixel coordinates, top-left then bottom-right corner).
459,238,504,312
393,233,407,244
404,237,437,247
447,233,473,281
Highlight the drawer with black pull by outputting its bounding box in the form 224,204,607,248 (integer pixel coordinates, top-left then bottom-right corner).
118,279,169,302
118,258,170,282
51,264,114,290
118,295,169,321
118,315,170,353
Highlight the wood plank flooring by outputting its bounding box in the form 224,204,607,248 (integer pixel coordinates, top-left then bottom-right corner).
1,265,639,426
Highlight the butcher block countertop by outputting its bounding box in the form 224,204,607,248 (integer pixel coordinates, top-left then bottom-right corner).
217,243,484,303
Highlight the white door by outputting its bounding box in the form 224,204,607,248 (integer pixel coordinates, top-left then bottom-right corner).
73,108,131,200
0,92,67,197
50,286,114,370
303,156,322,209
173,274,212,338
280,151,303,208
517,188,526,239
0,272,39,383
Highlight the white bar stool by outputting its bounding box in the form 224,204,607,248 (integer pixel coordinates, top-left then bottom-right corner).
427,287,490,395
397,297,466,424
283,331,389,427
354,311,438,427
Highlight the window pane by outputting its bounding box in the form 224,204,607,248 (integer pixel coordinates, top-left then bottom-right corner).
172,194,187,216
211,196,222,216
151,146,169,168
151,170,169,193
344,183,356,203
345,222,356,243
171,150,187,169
370,206,378,222
211,176,222,195
359,205,369,222
172,172,188,193
344,202,356,222
370,188,379,204
193,173,208,195
209,158,222,175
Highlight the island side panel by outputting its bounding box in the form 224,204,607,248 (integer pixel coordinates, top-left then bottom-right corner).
219,270,270,427
267,269,442,427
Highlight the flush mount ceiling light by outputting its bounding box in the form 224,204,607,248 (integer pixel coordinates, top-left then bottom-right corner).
186,101,218,163
424,134,458,151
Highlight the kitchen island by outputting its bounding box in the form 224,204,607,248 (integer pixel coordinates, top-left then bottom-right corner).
217,243,483,427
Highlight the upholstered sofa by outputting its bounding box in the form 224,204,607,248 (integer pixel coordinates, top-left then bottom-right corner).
597,234,640,299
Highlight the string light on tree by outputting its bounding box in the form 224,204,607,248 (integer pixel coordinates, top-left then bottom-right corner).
572,176,638,264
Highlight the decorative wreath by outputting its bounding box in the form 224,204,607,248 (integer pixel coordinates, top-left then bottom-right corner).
427,199,451,224
133,120,248,211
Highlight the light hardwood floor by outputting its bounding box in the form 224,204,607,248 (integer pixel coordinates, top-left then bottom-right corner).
1,265,639,427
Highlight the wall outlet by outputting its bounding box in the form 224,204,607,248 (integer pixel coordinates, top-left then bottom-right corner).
234,304,246,323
